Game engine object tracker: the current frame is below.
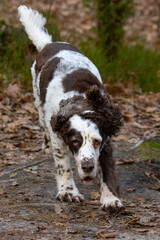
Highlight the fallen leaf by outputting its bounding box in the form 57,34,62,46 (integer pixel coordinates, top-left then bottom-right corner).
1,115,9,122
24,147,41,152
3,83,21,99
0,102,8,111
23,103,37,114
148,186,160,191
117,159,135,165
113,135,129,141
52,221,67,227
146,107,157,113
3,159,17,165
53,204,63,215
59,213,70,220
37,225,47,231
10,173,17,178
145,171,160,184
125,218,139,226
66,227,78,234
90,192,99,200
12,181,19,187
82,201,101,206
0,189,5,195
90,212,99,218
97,231,118,239
133,122,151,129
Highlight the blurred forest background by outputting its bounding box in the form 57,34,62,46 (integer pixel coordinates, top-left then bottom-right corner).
0,0,160,92
0,2,160,239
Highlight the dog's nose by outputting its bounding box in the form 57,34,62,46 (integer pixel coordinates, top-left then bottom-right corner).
81,159,94,173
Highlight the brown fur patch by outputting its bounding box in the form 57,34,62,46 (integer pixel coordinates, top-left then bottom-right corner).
51,95,92,137
99,141,119,197
51,85,123,142
35,42,81,75
39,57,60,103
82,85,123,139
67,129,83,154
63,68,103,93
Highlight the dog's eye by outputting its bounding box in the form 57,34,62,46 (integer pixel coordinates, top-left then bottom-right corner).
72,140,79,147
93,139,101,148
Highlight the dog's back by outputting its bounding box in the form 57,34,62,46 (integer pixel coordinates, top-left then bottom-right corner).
18,5,103,115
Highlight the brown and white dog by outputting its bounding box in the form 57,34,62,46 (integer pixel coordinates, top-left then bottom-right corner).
18,5,123,211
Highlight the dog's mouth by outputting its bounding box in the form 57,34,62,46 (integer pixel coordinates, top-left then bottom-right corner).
82,176,94,184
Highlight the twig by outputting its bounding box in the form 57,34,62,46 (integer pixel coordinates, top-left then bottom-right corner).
0,158,52,178
81,201,101,206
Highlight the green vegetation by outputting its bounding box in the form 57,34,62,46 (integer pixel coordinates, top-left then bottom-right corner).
0,13,160,92
135,141,160,161
0,20,32,90
84,0,133,57
80,41,160,92
82,0,160,92
0,19,60,91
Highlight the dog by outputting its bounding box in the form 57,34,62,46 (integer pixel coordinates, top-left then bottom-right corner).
18,5,123,211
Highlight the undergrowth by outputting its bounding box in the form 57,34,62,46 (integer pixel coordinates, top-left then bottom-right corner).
0,19,61,91
0,19,160,92
0,20,32,90
80,41,160,92
84,0,133,57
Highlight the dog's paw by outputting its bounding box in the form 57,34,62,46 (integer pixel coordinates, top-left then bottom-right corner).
101,197,124,213
56,191,84,203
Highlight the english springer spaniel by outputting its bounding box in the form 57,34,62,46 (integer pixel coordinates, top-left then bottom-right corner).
18,6,123,211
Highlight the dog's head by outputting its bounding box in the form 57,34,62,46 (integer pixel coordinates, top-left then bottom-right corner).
66,114,102,182
51,85,123,182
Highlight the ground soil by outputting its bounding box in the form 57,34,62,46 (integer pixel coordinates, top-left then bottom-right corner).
0,141,160,240
0,85,160,240
0,1,160,239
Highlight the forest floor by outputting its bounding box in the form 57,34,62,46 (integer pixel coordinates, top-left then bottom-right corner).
0,84,160,240
0,0,160,239
0,0,160,46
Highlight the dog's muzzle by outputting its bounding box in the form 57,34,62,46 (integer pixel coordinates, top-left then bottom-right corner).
81,158,94,173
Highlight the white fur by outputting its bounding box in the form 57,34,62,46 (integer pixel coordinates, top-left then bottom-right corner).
42,49,103,131
100,183,123,209
54,50,102,82
69,115,102,180
19,5,123,208
18,5,52,51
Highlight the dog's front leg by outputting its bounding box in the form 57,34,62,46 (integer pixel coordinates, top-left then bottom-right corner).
51,135,84,203
98,143,124,212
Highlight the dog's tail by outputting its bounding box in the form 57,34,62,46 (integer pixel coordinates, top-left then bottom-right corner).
18,5,52,52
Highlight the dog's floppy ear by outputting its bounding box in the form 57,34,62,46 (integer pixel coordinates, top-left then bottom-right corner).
50,98,77,133
86,85,123,138
50,95,91,134
51,111,68,133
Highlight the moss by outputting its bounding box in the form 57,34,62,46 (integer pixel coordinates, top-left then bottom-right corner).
135,141,160,161
141,141,160,149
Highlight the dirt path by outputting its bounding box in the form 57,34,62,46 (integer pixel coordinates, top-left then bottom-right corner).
0,84,160,239
0,143,159,239
0,1,160,239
